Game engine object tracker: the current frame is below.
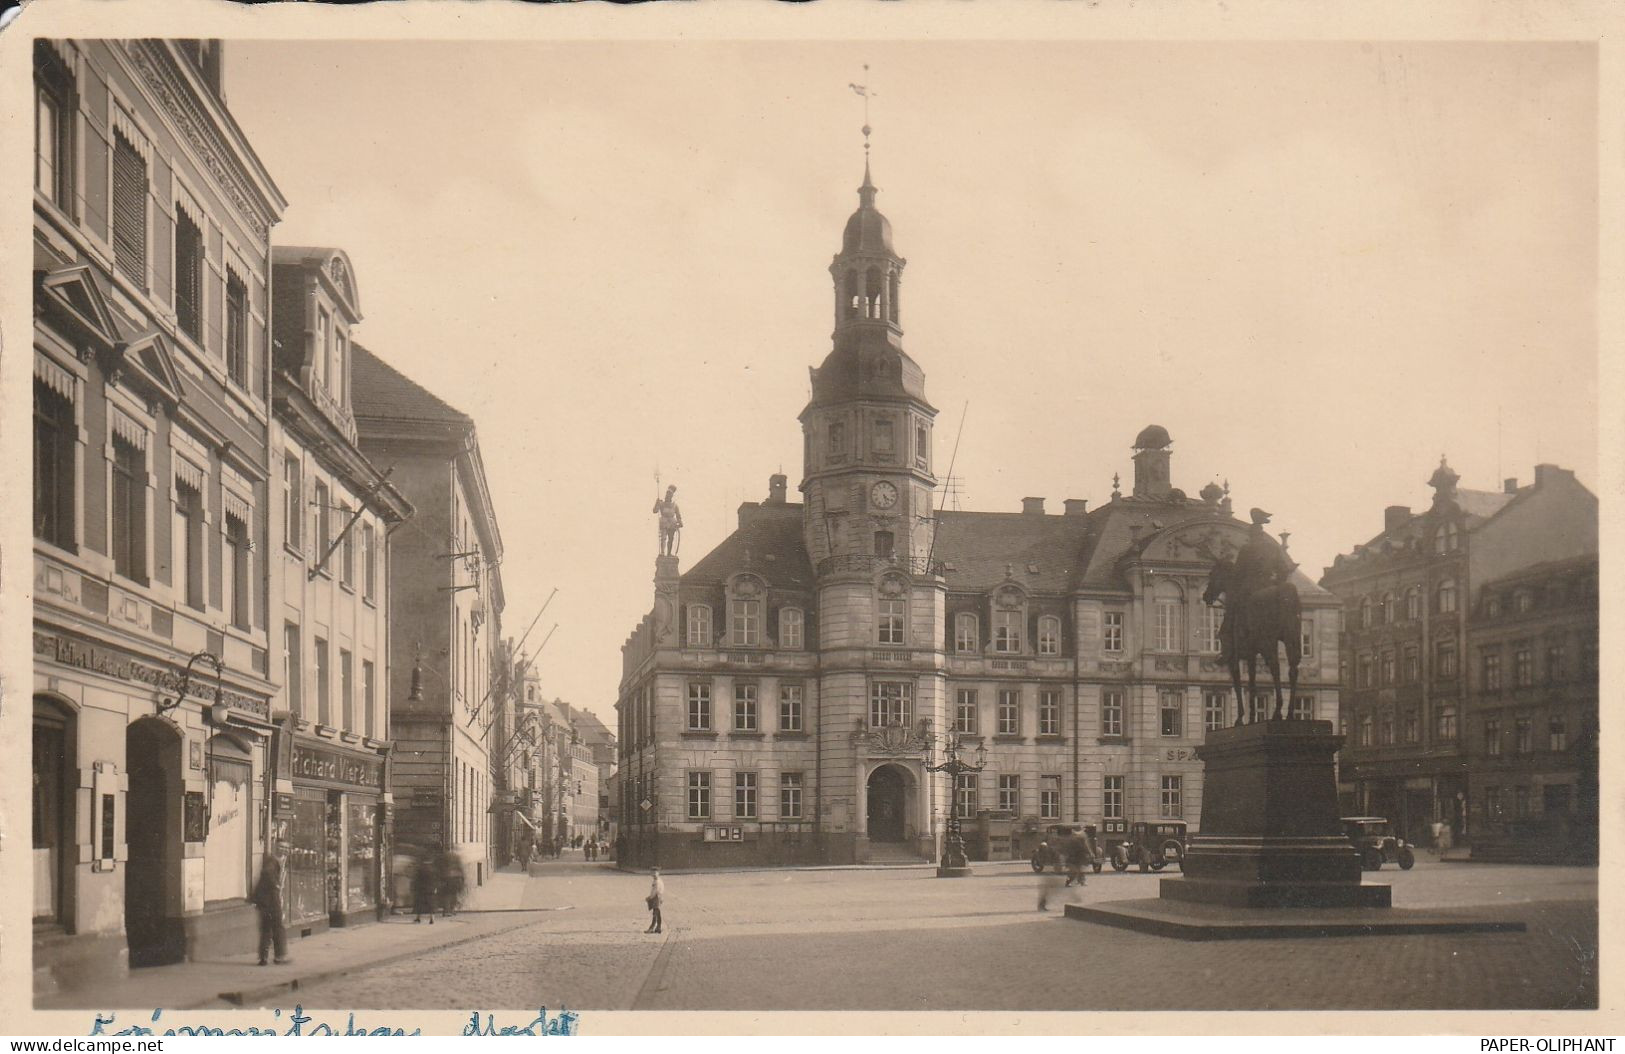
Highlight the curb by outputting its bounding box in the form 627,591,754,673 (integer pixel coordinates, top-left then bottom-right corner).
611,860,1039,877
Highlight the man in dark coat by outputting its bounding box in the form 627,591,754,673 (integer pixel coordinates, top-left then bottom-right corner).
254,845,290,965
412,850,438,924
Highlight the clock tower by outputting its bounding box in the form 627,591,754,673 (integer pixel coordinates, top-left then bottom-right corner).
799,154,938,571
800,146,948,865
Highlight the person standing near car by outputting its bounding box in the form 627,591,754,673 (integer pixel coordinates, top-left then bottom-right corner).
1036,842,1064,910
1062,828,1089,888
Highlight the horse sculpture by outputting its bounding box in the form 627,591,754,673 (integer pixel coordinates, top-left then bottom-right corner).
1202,553,1302,726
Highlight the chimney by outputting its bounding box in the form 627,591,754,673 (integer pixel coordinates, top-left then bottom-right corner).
1533,463,1566,487
767,474,788,504
1022,497,1045,516
737,502,760,530
1503,477,1518,494
1384,505,1411,532
1063,498,1089,516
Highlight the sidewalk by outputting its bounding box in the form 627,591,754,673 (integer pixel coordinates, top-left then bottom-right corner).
38,868,573,1012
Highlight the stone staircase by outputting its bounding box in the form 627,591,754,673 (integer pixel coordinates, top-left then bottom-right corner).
864,843,930,866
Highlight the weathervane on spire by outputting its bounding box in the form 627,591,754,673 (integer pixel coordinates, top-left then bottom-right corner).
849,64,876,161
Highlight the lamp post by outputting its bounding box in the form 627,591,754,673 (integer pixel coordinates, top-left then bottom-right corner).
927,733,987,878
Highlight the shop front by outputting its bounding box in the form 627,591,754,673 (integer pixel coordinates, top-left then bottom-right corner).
274,733,389,932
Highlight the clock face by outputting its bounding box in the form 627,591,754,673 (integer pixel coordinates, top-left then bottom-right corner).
871,481,899,510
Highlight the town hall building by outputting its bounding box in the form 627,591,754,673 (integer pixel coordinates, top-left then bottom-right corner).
614,158,1341,870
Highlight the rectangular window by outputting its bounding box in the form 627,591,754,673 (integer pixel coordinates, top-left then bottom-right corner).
276,461,300,567
955,772,978,819
314,637,330,726
1436,640,1458,679
1378,708,1394,745
1435,704,1458,742
1482,651,1502,692
225,512,250,629
1513,646,1534,688
1515,716,1533,754
954,614,978,653
731,599,761,646
284,622,302,719
870,681,911,727
687,771,711,820
1290,694,1313,721
316,309,330,387
35,48,75,212
734,772,757,818
779,684,803,732
1102,611,1123,653
1199,603,1222,654
1248,692,1271,725
993,610,1021,653
1358,654,1374,689
687,605,712,647
1100,690,1124,738
1402,707,1420,743
779,608,803,649
1159,690,1184,738
687,682,712,731
110,433,147,582
174,205,204,342
312,480,331,568
1380,651,1395,686
33,379,75,549
997,774,1020,813
1546,643,1568,684
1160,775,1183,819
1204,690,1227,732
1300,617,1315,658
340,649,354,731
1039,776,1061,820
173,478,203,609
915,424,929,469
1484,717,1502,757
1038,690,1061,736
1103,775,1124,819
1155,600,1181,652
1402,645,1420,684
1358,712,1374,746
339,503,355,587
780,773,803,820
954,688,978,735
996,688,1020,736
733,683,758,731
362,659,375,739
1038,617,1060,656
362,522,377,600
112,130,148,286
1549,716,1568,752
878,598,906,645
225,272,248,388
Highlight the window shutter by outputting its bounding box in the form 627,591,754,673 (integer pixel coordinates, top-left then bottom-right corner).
112,136,147,285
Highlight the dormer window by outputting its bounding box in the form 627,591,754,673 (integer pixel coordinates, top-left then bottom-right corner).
954,613,978,653
1487,595,1502,619
1515,589,1534,614
993,610,1021,653
779,607,804,650
1037,616,1061,656
731,598,761,646
686,604,712,647
1434,521,1461,555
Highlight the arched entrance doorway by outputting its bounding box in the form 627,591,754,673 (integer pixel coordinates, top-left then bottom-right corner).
33,695,76,927
126,718,183,967
866,765,908,843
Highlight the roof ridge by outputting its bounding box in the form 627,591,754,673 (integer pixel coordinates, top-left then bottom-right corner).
350,342,471,424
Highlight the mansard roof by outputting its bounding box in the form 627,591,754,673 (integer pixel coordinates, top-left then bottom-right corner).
934,511,1091,593
681,503,815,591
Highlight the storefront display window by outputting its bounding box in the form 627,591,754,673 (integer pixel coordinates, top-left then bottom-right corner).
204,735,252,904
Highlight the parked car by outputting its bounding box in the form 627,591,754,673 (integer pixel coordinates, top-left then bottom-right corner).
1341,816,1416,871
1029,825,1104,873
1111,820,1188,872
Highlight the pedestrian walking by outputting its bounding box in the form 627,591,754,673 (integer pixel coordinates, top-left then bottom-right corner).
439,847,465,917
1035,842,1063,911
1063,828,1088,888
644,866,665,933
412,850,438,924
254,844,291,965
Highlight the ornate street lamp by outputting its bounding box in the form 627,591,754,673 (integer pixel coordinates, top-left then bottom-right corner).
926,733,987,878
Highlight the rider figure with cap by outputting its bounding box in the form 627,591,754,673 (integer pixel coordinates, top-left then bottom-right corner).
1223,508,1297,663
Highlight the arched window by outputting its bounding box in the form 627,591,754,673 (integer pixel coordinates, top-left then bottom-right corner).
1381,592,1395,624
1437,579,1458,614
33,696,74,925
778,607,804,650
992,586,1025,653
1037,616,1061,656
865,267,883,319
888,270,900,322
845,270,861,319
954,612,978,653
1359,596,1372,630
1434,521,1461,555
1406,586,1422,621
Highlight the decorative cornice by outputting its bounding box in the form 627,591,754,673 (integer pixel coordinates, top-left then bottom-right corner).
124,42,275,241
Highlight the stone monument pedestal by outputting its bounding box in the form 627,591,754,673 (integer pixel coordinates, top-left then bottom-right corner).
1068,720,1524,939
1161,719,1389,909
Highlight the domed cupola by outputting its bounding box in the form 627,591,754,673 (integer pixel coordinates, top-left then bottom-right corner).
842,161,895,255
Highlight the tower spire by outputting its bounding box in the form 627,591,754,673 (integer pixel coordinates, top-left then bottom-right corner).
851,66,877,206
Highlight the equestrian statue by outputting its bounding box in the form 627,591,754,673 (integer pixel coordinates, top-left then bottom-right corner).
1200,508,1302,726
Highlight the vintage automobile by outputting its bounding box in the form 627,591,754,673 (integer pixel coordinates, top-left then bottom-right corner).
1110,820,1189,872
1341,816,1416,871
1029,825,1104,874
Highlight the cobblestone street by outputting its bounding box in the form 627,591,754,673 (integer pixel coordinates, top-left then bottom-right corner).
259,859,1595,1013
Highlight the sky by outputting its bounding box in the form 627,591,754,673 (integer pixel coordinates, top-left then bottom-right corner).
225,40,1597,729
